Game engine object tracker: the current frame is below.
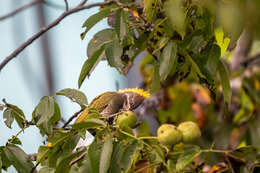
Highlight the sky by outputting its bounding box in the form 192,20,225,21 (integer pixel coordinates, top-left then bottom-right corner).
0,1,127,171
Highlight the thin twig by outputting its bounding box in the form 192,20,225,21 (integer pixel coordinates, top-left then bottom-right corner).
202,149,231,153
138,136,157,140
0,0,116,72
43,1,65,10
69,150,88,166
64,0,69,11
241,53,260,67
62,109,83,128
231,29,253,70
9,126,27,144
0,0,43,21
30,162,40,173
78,0,88,7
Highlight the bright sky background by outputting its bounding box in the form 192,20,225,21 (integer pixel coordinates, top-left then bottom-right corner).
0,1,127,171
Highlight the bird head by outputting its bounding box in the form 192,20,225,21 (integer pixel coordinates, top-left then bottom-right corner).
118,88,150,110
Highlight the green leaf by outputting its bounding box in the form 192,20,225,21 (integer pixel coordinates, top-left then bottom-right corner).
46,131,78,168
99,135,113,173
179,48,206,79
2,101,26,128
121,140,139,172
215,28,230,56
70,156,92,173
143,0,159,22
87,29,114,61
108,140,140,173
36,146,50,163
56,88,88,107
150,62,161,93
165,0,186,38
108,142,123,173
32,96,61,136
78,45,106,88
3,109,14,129
187,35,207,55
176,145,201,171
115,8,129,40
3,145,34,173
38,167,55,173
105,39,123,72
205,44,221,77
159,41,177,81
8,136,22,145
88,141,103,173
81,8,113,40
47,130,75,147
218,60,232,106
55,149,85,173
148,144,166,169
153,37,170,54
196,44,221,83
0,146,11,171
233,89,254,124
229,146,259,163
52,102,61,125
54,134,81,168
71,118,106,130
47,134,81,168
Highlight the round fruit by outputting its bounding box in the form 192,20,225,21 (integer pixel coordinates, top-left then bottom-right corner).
116,111,137,128
177,121,201,143
157,124,182,147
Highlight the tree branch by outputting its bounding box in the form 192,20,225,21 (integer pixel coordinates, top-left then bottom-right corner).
62,109,83,128
0,0,43,21
0,0,116,72
231,29,253,70
64,0,69,11
241,53,260,67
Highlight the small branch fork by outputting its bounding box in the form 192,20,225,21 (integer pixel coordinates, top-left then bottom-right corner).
64,0,69,11
0,0,118,72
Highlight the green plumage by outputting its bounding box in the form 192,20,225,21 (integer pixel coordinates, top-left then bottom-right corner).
76,90,146,123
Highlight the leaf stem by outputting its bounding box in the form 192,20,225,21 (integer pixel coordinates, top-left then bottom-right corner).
202,149,231,153
62,109,83,128
117,127,153,150
138,136,158,140
9,126,27,144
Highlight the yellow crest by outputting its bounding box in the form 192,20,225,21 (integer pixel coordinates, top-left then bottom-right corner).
118,88,150,98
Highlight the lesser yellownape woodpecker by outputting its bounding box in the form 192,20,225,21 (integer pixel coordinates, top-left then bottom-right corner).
75,88,150,123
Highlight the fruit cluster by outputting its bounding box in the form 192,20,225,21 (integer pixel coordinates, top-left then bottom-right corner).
116,111,201,149
157,122,201,148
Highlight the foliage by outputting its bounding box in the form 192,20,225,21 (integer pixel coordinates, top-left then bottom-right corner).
1,0,260,172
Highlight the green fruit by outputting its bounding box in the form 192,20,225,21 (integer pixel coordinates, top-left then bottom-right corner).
157,124,182,147
177,121,201,143
116,111,137,128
